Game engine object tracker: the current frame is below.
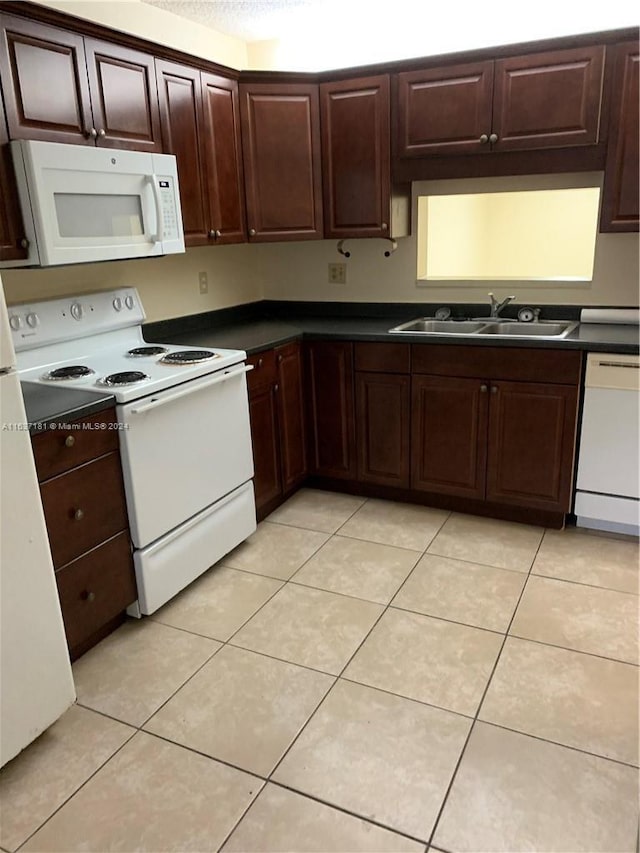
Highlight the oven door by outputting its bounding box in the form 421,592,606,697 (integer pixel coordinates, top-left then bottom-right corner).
118,363,254,548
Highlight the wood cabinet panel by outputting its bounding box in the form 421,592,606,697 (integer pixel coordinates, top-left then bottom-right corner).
0,13,93,144
248,382,281,511
305,341,356,480
31,409,119,481
354,342,410,374
321,75,390,237
492,46,605,151
0,92,28,261
240,83,323,241
486,381,578,511
201,72,246,243
246,348,277,391
411,375,488,498
275,342,307,491
84,39,161,151
600,42,639,231
396,61,494,157
356,371,410,488
55,531,135,656
40,451,128,568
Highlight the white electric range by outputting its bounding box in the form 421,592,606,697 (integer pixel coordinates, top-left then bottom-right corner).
11,287,257,615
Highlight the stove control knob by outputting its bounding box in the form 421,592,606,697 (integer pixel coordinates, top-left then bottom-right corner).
125,295,135,310
113,297,123,312
70,302,84,321
9,315,22,331
26,312,39,328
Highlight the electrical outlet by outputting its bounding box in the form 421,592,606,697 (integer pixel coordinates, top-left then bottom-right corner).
198,271,209,294
328,262,347,284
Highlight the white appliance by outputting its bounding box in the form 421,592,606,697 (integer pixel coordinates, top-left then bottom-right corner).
5,140,184,268
575,352,640,536
0,275,75,768
12,288,257,615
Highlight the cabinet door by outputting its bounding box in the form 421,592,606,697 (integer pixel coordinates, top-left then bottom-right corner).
240,83,323,241
275,341,307,492
396,61,494,157
84,39,162,152
356,371,410,488
156,59,210,246
411,375,488,499
492,46,605,151
248,383,282,512
305,341,356,480
0,14,93,144
0,93,28,262
201,72,246,244
321,75,390,237
600,42,639,232
486,381,578,511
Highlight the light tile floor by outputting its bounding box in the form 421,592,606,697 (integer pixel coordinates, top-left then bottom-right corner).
2,488,639,853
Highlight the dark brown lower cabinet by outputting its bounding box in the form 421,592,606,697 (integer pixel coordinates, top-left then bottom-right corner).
356,371,410,488
276,342,307,491
248,380,281,510
305,340,356,480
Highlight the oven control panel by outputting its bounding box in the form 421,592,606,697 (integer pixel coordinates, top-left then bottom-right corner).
9,287,146,352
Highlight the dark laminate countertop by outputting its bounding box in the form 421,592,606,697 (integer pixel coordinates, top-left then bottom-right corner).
21,382,116,434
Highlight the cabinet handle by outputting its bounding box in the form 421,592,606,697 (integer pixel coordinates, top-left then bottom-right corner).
249,228,256,236
98,128,106,138
491,386,498,394
86,127,98,139
82,590,96,602
18,237,29,249
489,133,498,144
73,508,84,521
208,229,216,238
64,435,76,448
479,133,489,144
480,384,488,393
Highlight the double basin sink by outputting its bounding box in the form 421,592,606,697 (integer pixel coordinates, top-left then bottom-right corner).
389,318,578,339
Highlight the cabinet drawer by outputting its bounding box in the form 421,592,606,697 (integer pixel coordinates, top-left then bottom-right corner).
41,452,128,568
246,349,277,391
55,531,136,654
411,345,582,385
355,342,410,373
32,409,119,481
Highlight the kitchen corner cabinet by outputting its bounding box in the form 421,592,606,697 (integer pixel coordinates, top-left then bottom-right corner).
600,41,639,232
239,82,323,241
247,342,307,517
156,60,246,246
305,341,356,480
31,409,136,660
0,13,162,150
411,346,581,513
321,75,407,239
354,343,410,488
0,90,28,262
397,45,605,157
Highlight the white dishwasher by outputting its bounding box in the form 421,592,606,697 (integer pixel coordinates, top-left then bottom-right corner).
575,352,639,536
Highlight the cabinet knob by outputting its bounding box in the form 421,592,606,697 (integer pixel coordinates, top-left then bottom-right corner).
479,133,489,144
18,237,29,249
381,222,388,230
82,590,96,602
489,133,498,144
491,386,498,394
249,228,256,236
86,127,98,139
64,435,76,448
215,230,222,238
277,354,283,363
257,358,263,368
73,508,84,521
274,383,279,392
98,128,106,138
480,384,488,393
208,229,216,238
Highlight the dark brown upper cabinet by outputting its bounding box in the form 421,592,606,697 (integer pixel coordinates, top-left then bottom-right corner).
239,82,323,241
320,75,396,238
0,14,161,150
600,41,639,232
0,89,29,262
156,60,246,246
397,45,605,157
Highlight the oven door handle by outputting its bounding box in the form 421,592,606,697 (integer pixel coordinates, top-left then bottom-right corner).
129,364,253,415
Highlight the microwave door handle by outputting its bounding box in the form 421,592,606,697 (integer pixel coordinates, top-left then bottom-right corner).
144,175,164,244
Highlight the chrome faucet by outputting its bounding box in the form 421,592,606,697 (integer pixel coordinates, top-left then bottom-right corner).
488,292,516,318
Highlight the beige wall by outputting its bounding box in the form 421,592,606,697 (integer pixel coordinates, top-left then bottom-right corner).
32,0,247,68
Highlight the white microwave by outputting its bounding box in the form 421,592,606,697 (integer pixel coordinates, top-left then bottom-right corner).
6,140,185,267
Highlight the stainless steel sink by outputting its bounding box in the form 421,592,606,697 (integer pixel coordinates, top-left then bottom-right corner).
388,317,578,339
389,319,488,334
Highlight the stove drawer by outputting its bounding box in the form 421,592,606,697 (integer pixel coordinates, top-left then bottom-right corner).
40,452,129,568
55,531,136,656
32,409,119,481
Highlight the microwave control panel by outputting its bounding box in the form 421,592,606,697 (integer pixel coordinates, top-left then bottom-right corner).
157,177,180,240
